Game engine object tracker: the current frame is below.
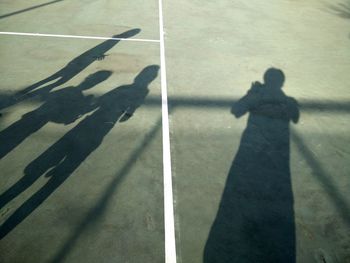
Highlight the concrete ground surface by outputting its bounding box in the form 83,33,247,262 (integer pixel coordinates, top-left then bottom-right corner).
0,0,349,263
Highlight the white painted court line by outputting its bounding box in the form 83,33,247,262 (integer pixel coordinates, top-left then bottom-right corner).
158,0,177,263
1,12,176,262
0,31,160,43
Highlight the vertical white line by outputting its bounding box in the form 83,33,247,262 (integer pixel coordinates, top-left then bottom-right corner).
158,0,177,262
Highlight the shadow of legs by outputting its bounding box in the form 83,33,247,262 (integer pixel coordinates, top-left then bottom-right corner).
0,142,66,209
0,172,42,210
0,173,68,239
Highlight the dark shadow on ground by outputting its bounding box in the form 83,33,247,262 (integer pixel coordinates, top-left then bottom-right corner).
0,28,140,110
2,92,350,113
0,65,159,239
328,1,350,19
204,68,299,263
291,128,350,226
167,97,350,113
50,116,162,263
0,71,111,159
0,0,64,19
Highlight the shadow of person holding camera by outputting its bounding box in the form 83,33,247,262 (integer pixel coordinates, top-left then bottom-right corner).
204,68,299,263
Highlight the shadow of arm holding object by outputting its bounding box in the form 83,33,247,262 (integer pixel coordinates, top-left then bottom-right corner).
231,81,300,123
231,81,262,118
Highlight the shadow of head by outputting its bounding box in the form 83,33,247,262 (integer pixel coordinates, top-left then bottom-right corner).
263,68,285,89
113,28,141,39
78,70,112,90
134,65,160,87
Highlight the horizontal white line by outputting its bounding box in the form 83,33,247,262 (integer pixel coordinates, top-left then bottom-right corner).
0,31,160,43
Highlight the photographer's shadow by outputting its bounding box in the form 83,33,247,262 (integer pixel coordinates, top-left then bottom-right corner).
204,68,299,263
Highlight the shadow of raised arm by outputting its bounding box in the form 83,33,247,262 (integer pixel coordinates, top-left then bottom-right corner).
231,81,262,118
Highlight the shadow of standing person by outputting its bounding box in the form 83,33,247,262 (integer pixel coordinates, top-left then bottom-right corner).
0,71,112,159
204,68,299,263
0,65,159,239
0,28,140,110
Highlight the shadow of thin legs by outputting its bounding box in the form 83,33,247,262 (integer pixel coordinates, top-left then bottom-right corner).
0,0,64,19
50,116,162,263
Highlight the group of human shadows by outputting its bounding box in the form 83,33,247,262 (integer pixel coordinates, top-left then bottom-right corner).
0,29,300,262
0,28,159,239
